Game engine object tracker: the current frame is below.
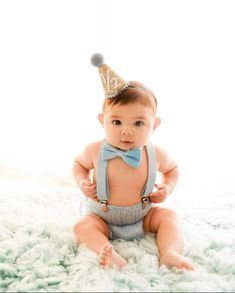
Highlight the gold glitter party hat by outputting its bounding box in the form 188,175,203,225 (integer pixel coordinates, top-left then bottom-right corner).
90,53,129,99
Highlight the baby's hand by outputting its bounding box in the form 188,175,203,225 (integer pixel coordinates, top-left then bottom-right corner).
79,179,98,201
149,184,170,203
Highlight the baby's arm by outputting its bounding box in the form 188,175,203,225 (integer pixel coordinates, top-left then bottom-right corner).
150,146,179,203
73,142,99,200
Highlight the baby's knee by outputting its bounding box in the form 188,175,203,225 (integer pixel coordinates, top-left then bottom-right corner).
73,221,83,235
158,208,179,222
73,214,109,237
73,217,92,234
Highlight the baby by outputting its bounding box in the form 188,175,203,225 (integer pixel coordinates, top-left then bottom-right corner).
73,54,193,270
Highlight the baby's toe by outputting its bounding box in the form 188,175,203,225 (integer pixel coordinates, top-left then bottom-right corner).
99,243,113,268
102,243,112,255
185,261,194,270
179,259,194,270
99,257,106,266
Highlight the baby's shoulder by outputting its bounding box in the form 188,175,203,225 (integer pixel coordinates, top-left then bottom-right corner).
76,140,102,168
153,144,177,172
83,140,103,156
154,145,170,160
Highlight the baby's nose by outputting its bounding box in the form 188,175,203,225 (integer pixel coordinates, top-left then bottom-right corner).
121,127,133,136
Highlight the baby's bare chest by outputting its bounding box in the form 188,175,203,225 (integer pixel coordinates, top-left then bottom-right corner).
107,158,148,189
93,150,148,205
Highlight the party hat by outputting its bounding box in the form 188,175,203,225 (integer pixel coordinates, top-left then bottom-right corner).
90,53,129,99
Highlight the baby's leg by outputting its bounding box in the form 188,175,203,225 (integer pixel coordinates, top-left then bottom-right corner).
144,207,194,270
73,214,126,268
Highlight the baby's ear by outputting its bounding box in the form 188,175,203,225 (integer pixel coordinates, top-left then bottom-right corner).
153,117,161,131
98,113,104,126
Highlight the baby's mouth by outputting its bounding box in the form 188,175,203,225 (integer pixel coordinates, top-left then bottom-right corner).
120,140,134,144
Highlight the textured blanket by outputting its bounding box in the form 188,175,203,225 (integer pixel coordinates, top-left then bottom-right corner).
0,178,235,292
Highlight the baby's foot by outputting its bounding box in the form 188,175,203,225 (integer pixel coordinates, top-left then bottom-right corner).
160,251,194,270
99,243,126,269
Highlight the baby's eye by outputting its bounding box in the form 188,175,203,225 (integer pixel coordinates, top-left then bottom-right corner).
135,121,144,127
112,120,121,125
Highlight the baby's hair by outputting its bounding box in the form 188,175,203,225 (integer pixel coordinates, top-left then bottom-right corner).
103,81,157,114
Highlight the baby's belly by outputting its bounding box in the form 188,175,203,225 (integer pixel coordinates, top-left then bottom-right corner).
107,186,144,206
92,170,147,207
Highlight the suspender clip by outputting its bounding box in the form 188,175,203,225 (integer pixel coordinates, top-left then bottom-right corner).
100,200,108,212
142,196,149,209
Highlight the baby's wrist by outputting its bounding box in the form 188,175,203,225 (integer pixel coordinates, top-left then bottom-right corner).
78,178,87,189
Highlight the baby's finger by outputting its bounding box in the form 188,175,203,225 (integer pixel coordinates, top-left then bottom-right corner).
155,183,164,190
86,189,97,196
150,196,162,203
151,191,165,199
149,196,162,203
150,190,162,197
89,194,99,201
83,180,92,185
79,179,92,189
149,194,158,201
84,184,96,191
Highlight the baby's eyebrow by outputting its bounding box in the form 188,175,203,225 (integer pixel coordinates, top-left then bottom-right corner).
109,115,121,119
134,116,147,120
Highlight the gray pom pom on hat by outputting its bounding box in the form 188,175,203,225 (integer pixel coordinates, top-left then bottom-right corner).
90,53,104,67
90,52,128,99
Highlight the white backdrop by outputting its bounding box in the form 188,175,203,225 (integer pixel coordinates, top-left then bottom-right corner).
0,0,235,198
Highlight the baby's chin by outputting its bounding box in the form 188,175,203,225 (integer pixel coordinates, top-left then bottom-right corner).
107,140,143,150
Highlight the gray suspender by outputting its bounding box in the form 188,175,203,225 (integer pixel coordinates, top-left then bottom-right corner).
97,140,109,202
97,140,156,206
141,142,157,196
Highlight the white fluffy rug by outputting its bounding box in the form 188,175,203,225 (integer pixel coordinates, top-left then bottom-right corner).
0,177,235,292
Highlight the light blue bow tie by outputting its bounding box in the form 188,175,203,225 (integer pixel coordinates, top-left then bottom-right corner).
101,143,142,168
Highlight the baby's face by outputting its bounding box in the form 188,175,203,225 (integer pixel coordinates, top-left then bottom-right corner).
98,102,160,150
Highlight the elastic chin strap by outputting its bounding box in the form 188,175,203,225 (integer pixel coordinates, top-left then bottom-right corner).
127,85,147,91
